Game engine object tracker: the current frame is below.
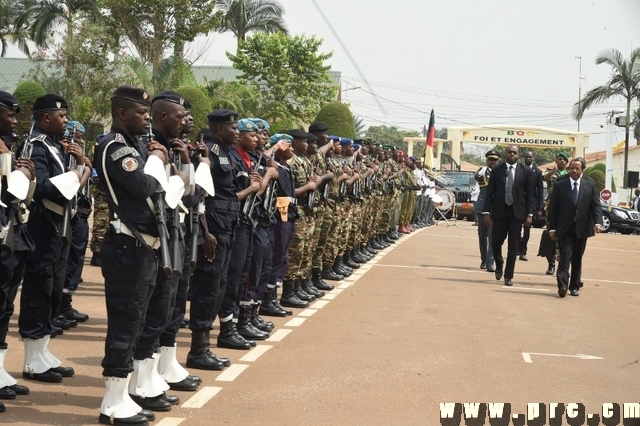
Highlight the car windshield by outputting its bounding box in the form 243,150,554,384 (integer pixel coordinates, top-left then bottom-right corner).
443,173,474,187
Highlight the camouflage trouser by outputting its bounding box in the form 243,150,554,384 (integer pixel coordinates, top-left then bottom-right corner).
390,191,403,228
347,200,364,250
284,207,316,280
323,201,343,267
312,202,333,270
337,199,353,254
378,193,393,234
361,195,376,242
90,185,110,254
400,191,416,224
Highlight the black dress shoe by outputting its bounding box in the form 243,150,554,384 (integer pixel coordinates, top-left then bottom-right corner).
22,369,62,383
138,409,155,420
209,354,230,367
480,262,486,269
0,386,16,400
8,384,29,395
167,377,199,391
486,265,496,273
61,307,89,323
52,316,71,330
558,288,567,297
495,264,503,281
546,264,555,275
570,289,579,297
129,394,172,412
51,366,74,377
519,254,528,261
187,375,203,383
90,253,102,267
99,413,149,425
160,393,180,405
504,278,513,286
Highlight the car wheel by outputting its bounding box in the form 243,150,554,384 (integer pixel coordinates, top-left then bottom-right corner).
601,213,611,233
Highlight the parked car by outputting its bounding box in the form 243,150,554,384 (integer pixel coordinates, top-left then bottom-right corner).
441,171,475,220
601,202,640,234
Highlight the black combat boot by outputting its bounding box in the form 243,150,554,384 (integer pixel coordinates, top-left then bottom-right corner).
237,314,269,341
343,251,360,269
280,280,309,308
294,279,315,302
322,266,343,281
58,293,89,323
251,302,275,332
205,329,230,368
314,269,335,289
186,330,224,370
352,247,368,263
302,274,324,298
217,321,252,350
260,288,288,317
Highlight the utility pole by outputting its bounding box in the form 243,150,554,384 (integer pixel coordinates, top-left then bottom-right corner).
575,55,585,132
606,110,624,192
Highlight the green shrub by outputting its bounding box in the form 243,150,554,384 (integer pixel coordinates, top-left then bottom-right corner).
314,102,356,138
13,80,45,137
175,86,212,136
588,169,605,193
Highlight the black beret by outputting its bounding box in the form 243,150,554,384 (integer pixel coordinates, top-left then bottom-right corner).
112,85,151,107
308,121,329,133
485,149,500,159
307,133,318,143
196,128,213,142
33,94,68,113
287,129,308,140
208,109,238,124
0,91,20,114
183,98,192,110
152,90,186,107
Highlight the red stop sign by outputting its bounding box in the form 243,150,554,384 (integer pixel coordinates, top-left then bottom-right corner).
600,189,612,201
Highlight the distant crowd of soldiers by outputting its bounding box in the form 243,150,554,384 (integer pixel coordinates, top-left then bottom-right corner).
0,86,441,424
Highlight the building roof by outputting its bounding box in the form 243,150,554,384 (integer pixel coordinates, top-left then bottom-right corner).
0,57,342,93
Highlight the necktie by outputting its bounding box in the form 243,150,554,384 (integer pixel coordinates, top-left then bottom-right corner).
505,165,514,205
573,181,578,205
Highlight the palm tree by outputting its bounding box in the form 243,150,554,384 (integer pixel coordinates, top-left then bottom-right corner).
216,0,287,46
572,48,640,187
632,106,640,145
0,0,32,56
20,0,99,47
353,114,366,137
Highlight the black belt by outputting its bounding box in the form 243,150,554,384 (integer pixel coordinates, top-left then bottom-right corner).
211,200,240,212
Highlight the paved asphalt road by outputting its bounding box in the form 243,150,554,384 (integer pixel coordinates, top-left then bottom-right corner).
2,221,639,425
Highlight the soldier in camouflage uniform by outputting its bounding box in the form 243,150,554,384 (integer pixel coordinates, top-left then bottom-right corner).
540,152,569,276
307,122,338,289
280,130,320,307
399,156,419,233
89,183,109,266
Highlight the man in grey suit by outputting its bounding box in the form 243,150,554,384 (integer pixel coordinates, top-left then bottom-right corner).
547,158,602,297
483,145,536,286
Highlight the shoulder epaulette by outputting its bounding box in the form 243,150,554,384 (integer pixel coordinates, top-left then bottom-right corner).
31,134,47,142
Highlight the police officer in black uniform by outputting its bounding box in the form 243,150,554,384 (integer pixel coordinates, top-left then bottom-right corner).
19,94,89,384
186,109,240,370
95,85,169,425
0,92,34,410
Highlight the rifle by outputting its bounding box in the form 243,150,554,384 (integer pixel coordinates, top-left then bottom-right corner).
240,157,260,228
189,132,204,268
305,160,316,209
168,147,183,277
0,130,34,254
143,127,173,278
262,149,279,218
60,128,78,246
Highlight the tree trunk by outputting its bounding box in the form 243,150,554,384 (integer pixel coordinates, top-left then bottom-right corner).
173,15,185,59
624,98,630,190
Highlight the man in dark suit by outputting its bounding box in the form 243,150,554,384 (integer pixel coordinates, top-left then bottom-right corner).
483,145,535,286
547,158,602,297
518,150,544,261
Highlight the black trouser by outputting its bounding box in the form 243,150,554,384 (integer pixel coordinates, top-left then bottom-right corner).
64,215,89,293
159,241,191,348
189,229,233,332
557,224,587,291
220,222,253,321
101,232,158,378
19,213,68,339
476,212,494,267
135,240,184,360
255,222,274,301
0,249,29,344
244,223,270,316
268,219,295,285
491,206,523,280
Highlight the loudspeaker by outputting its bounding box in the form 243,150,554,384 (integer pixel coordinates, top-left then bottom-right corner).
627,171,639,188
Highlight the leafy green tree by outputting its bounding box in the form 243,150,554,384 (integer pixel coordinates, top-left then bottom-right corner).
202,80,259,121
587,169,606,193
0,0,32,56
353,114,365,137
174,86,211,134
632,106,640,144
314,102,355,138
585,163,615,192
227,32,335,129
12,80,45,136
26,21,129,133
572,48,640,187
217,0,287,47
124,56,197,95
365,125,420,151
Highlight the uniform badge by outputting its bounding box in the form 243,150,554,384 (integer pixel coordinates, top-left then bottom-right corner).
122,157,139,172
212,144,220,156
143,92,149,99
56,102,61,108
219,157,229,165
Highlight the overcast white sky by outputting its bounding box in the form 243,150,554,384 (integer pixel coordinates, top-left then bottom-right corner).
185,0,640,153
